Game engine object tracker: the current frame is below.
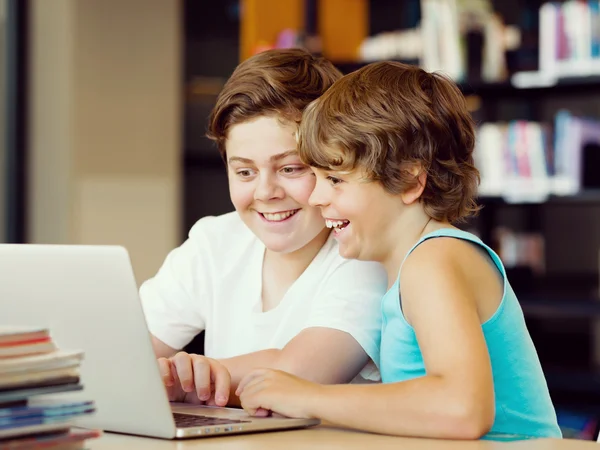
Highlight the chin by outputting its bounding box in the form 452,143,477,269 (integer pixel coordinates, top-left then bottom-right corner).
261,229,325,255
263,240,304,254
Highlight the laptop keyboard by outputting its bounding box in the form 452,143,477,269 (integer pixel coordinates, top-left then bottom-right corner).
173,412,251,428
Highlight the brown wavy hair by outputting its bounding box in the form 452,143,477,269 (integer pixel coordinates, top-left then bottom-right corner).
298,61,481,223
207,48,342,160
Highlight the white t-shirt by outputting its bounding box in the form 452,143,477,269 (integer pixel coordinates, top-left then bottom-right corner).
140,212,387,372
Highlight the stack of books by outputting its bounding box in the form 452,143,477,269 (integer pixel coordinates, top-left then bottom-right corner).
0,326,100,449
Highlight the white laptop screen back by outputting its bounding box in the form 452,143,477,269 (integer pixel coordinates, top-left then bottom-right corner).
0,244,176,438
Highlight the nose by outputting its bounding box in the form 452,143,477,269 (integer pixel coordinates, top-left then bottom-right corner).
309,176,329,207
254,173,284,202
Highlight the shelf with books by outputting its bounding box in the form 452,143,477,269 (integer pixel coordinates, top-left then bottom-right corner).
510,1,600,92
333,61,600,97
479,190,600,206
475,112,600,204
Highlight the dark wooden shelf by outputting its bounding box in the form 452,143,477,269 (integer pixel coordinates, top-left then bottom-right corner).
520,298,600,319
333,60,600,98
479,190,600,206
184,151,225,168
545,368,600,395
462,75,600,97
510,272,600,319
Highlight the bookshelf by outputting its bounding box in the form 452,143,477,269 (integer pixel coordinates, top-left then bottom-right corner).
480,191,600,205
181,0,600,435
521,299,600,319
326,0,600,434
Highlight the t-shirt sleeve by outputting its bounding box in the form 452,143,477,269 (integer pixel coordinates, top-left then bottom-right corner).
304,258,388,369
139,222,211,351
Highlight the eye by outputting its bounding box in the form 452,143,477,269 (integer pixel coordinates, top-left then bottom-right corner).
281,165,306,175
235,169,255,178
326,175,343,185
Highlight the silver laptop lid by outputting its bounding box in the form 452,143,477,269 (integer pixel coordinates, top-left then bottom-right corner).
0,244,177,438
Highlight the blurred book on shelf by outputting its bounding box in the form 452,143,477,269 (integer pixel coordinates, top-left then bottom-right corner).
356,0,520,83
555,408,599,440
513,0,600,88
495,228,546,275
0,326,100,448
475,110,600,202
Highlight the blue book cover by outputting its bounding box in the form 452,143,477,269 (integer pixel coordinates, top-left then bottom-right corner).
0,400,95,430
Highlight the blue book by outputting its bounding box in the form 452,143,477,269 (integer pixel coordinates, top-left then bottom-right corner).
0,404,95,430
0,400,94,421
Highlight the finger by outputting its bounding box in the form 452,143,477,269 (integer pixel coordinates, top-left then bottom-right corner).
210,361,231,407
254,408,270,417
166,361,184,402
172,352,194,393
236,368,269,396
191,355,211,401
239,386,269,417
239,393,259,417
158,358,174,387
166,361,180,401
205,396,218,407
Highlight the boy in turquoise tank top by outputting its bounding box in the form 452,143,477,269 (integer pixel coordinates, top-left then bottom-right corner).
235,61,562,440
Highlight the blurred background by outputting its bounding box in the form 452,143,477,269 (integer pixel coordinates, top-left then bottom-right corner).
1,0,600,440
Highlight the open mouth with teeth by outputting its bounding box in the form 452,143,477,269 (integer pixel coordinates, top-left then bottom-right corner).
259,209,300,222
326,219,350,234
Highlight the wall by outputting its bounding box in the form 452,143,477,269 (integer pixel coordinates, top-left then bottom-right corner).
27,0,182,284
0,0,5,242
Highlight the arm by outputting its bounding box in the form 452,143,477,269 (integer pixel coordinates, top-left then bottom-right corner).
164,258,386,406
163,327,370,407
152,335,178,359
238,240,495,439
140,223,211,356
221,327,370,386
219,327,370,406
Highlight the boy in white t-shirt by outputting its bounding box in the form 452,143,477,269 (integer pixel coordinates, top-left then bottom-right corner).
139,49,388,408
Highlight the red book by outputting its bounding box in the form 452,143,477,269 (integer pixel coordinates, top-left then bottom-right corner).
0,327,49,346
0,328,55,358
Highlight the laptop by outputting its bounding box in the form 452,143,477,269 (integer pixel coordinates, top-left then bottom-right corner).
0,244,320,439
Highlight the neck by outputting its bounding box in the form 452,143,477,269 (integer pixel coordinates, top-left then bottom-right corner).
263,227,331,280
378,206,442,288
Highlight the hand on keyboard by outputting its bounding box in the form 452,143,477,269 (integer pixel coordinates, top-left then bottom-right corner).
158,352,231,406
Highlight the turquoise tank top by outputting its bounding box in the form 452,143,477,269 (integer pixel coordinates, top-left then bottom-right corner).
379,228,562,440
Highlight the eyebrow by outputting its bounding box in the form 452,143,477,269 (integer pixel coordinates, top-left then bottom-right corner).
228,150,298,165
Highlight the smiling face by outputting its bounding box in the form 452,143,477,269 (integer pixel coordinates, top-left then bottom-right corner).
226,115,328,254
309,167,406,262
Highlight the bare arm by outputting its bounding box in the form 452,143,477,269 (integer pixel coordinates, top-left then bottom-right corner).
304,372,491,439
221,327,369,406
222,327,369,386
239,241,495,439
152,335,178,358
159,327,370,407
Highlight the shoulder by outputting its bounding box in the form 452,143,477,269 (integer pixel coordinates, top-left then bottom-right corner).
183,212,258,266
400,236,477,306
401,233,484,283
400,233,499,322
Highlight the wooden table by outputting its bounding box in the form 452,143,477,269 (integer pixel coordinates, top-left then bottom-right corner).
88,427,599,449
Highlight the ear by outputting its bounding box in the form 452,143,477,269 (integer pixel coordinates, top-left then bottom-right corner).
400,166,427,205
